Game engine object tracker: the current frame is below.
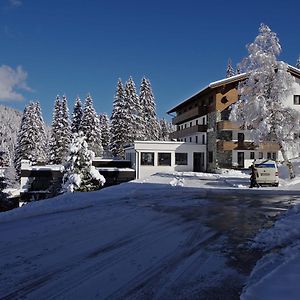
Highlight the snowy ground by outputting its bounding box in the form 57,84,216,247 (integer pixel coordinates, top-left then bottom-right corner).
0,162,300,299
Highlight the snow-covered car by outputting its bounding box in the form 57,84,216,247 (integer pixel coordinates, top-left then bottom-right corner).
253,159,279,187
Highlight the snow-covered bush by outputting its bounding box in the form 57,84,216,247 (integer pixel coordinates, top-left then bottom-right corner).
62,132,105,193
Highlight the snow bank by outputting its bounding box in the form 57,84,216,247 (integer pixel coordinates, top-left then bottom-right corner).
242,202,300,299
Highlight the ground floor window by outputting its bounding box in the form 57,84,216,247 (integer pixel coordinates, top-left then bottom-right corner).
250,152,255,159
272,152,277,160
259,152,263,159
158,153,171,166
175,153,188,165
267,152,272,159
141,152,154,166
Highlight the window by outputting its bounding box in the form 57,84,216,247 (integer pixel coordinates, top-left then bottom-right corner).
175,153,188,165
267,152,272,159
272,152,277,160
184,138,186,142
158,153,171,166
185,124,187,129
202,118,205,125
259,152,263,159
208,151,213,163
238,133,245,143
189,137,192,142
196,120,198,125
202,135,205,144
195,136,198,144
190,122,192,127
250,152,255,159
294,95,300,105
141,152,154,166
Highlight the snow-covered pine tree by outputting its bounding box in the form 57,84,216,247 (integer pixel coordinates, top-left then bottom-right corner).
33,102,48,162
99,113,110,155
61,131,105,193
230,23,299,179
139,77,160,140
159,118,174,141
124,77,145,141
49,95,71,164
61,95,71,151
296,55,300,69
110,79,127,158
71,97,83,133
0,105,22,167
14,101,47,177
226,58,235,78
80,94,103,157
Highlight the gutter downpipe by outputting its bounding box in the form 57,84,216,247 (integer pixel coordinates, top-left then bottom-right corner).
135,150,139,179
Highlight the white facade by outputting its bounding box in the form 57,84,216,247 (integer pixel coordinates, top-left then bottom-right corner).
125,141,206,179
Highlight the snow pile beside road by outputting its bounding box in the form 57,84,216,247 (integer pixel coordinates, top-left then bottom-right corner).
241,203,300,300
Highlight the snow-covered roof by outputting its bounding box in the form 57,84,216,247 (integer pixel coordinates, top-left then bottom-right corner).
167,73,247,114
167,65,300,114
22,165,64,172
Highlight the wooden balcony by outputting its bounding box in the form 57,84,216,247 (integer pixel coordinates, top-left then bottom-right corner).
217,120,240,131
217,141,280,151
172,106,208,125
170,125,208,139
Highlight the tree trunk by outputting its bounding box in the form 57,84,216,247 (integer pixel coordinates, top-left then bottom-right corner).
279,143,295,179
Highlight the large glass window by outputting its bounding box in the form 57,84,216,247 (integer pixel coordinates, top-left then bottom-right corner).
175,153,188,165
158,153,171,166
141,152,154,166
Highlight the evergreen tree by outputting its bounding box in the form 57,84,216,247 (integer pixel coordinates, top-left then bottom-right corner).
62,131,105,193
33,102,48,162
296,55,300,69
139,77,160,140
110,79,127,158
230,24,299,179
14,101,47,177
99,113,110,154
226,58,235,78
80,94,103,156
159,118,173,141
71,97,83,133
61,95,71,152
49,95,71,164
124,77,145,141
0,105,22,167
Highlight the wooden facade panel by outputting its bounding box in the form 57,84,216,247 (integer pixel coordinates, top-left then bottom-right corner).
217,141,280,151
215,83,239,112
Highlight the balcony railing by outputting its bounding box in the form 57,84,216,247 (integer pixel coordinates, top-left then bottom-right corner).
217,141,280,151
170,124,208,139
217,120,241,131
172,106,208,125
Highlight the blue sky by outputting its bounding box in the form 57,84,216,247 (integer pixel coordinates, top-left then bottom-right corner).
1,0,300,123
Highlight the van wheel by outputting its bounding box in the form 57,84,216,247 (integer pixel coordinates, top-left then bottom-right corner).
274,183,279,187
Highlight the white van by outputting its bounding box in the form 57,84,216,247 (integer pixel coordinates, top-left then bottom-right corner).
253,159,279,187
